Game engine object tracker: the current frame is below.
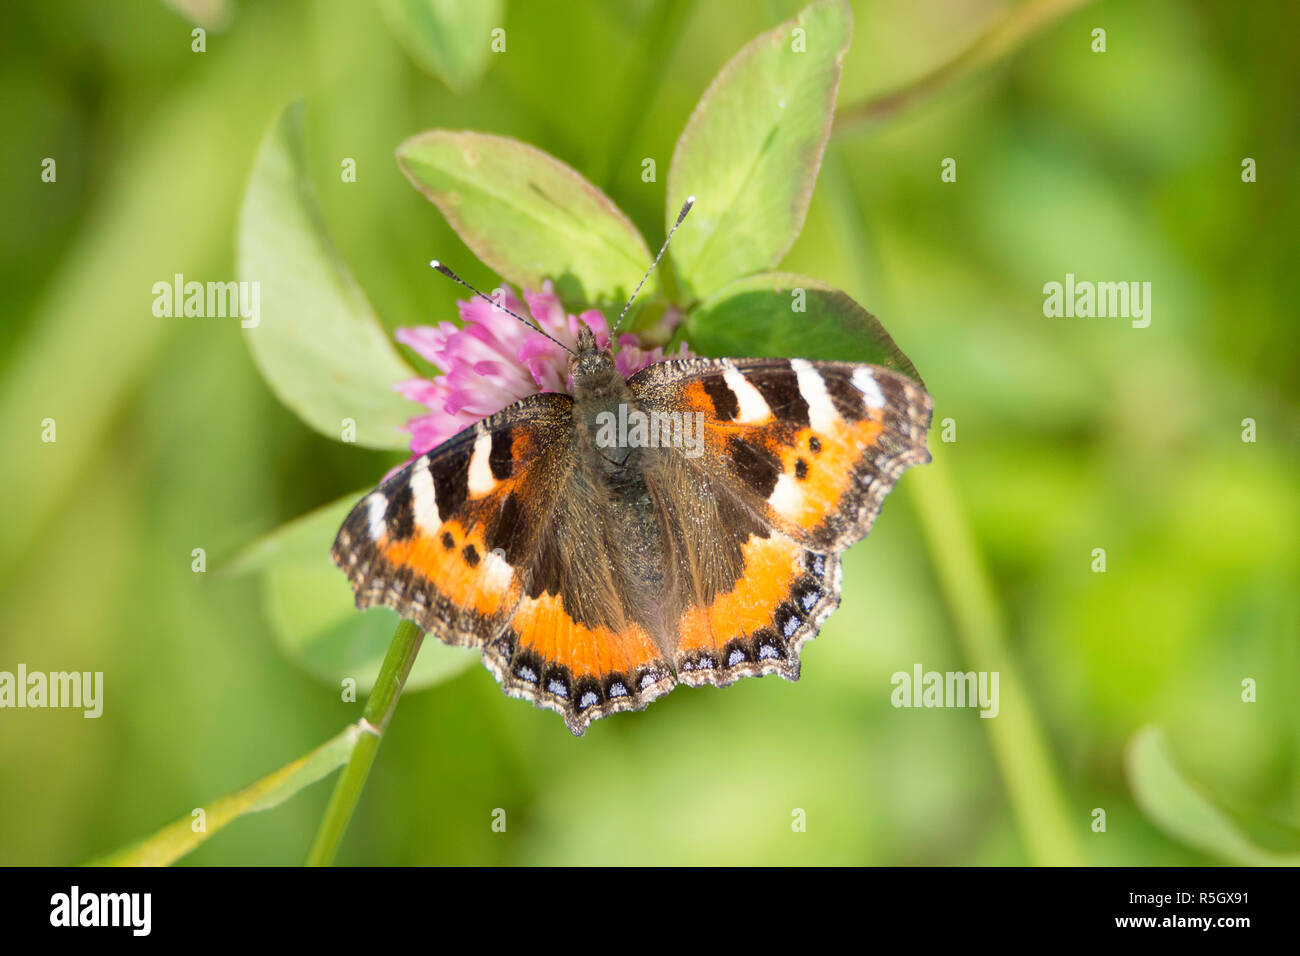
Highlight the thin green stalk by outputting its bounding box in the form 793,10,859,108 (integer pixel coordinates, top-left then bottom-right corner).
908,455,1083,865
820,149,1083,865
305,618,426,866
835,0,1094,135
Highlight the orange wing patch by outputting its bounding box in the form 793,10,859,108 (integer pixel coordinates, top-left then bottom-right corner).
708,417,886,536
488,591,674,735
331,395,574,650
673,532,840,688
640,358,932,553
381,519,515,620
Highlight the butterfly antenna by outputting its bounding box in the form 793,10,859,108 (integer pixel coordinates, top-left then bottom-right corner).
429,260,576,356
611,195,695,338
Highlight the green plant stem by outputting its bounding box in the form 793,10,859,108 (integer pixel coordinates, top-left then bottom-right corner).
819,148,1082,864
908,453,1083,865
835,0,1094,135
305,618,426,866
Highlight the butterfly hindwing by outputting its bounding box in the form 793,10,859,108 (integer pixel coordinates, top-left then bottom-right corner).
484,435,677,734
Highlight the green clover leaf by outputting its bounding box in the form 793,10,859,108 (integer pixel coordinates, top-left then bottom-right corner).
380,0,504,93
237,102,415,452
679,272,923,379
226,492,476,694
666,0,851,301
397,130,656,312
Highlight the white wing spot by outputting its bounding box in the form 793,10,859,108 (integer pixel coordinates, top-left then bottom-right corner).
481,546,513,589
852,367,886,408
365,493,387,541
723,365,771,424
791,359,837,431
409,456,441,532
769,471,804,517
467,428,497,496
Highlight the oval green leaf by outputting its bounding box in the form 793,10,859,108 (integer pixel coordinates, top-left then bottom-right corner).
397,130,655,311
1127,726,1300,866
229,493,477,694
90,724,362,866
237,101,417,451
678,272,923,383
380,0,503,93
666,0,852,301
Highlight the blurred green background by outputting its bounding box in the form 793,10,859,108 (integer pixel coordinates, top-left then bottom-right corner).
1,0,1296,865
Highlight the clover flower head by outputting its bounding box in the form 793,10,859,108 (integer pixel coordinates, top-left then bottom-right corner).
394,280,692,458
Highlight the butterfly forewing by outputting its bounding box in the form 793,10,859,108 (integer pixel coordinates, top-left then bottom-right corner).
331,393,571,645
629,357,933,551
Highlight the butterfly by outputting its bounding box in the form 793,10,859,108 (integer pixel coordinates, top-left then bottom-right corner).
331,201,932,735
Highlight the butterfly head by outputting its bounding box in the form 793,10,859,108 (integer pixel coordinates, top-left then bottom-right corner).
569,324,621,398
430,198,696,405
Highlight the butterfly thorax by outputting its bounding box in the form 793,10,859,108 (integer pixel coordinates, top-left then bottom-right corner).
558,327,668,623
568,327,639,466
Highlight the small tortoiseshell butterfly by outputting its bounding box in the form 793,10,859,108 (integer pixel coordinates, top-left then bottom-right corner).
332,201,933,735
